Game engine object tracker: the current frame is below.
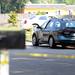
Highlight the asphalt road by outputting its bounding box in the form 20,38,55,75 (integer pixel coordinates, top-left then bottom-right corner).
9,42,75,75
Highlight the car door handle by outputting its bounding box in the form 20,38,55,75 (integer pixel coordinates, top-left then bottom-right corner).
43,34,48,36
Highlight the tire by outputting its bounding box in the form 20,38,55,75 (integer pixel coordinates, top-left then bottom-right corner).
49,37,56,48
32,35,39,46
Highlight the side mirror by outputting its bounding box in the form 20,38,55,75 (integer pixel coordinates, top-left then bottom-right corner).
37,25,42,29
32,23,42,29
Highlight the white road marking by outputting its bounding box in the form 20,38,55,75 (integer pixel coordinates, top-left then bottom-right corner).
11,71,24,74
12,57,42,61
0,64,9,75
44,59,73,66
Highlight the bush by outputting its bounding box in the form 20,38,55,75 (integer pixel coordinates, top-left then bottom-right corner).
8,11,17,26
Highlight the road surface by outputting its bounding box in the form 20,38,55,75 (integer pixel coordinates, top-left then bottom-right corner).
9,42,75,75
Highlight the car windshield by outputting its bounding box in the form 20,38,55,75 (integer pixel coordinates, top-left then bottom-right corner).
39,16,47,20
66,21,75,28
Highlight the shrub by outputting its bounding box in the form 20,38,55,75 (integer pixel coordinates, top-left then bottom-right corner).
8,11,17,26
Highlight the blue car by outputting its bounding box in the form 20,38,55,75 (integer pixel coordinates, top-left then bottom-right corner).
32,17,75,48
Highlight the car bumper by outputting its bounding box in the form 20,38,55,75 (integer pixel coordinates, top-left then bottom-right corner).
57,40,75,45
55,35,75,45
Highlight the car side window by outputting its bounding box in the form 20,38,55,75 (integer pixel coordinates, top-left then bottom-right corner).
55,21,61,28
45,21,54,30
41,21,48,29
39,16,47,20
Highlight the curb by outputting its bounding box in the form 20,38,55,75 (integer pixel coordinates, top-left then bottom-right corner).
0,61,9,65
0,51,9,65
16,53,75,59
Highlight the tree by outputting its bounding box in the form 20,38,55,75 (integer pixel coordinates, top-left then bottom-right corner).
0,0,11,13
30,0,41,3
64,0,75,4
30,0,75,4
0,0,26,13
16,0,26,12
1,0,75,13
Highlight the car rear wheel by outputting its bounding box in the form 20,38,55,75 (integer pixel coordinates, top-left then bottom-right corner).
49,37,56,48
32,35,39,46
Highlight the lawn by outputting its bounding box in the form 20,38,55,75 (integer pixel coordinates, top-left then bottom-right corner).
0,51,1,54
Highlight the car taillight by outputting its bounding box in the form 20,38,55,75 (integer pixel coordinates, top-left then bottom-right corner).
58,30,63,34
58,29,71,35
63,29,73,35
24,20,27,24
64,31,70,35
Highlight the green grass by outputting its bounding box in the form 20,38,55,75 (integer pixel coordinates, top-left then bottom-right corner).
0,23,20,31
0,51,2,54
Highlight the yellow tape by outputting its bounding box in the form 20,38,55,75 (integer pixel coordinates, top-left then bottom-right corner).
16,53,75,59
30,53,43,57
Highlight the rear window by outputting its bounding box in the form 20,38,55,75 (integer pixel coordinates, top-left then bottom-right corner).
39,16,47,20
66,21,75,28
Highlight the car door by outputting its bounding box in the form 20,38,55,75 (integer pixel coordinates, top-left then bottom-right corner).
38,21,47,43
42,20,55,42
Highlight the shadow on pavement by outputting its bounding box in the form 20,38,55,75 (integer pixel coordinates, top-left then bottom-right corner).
26,42,75,49
32,44,75,50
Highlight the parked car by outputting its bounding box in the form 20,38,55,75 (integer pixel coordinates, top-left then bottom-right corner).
32,18,75,48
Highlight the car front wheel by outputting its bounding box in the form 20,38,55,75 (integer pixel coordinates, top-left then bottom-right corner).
32,35,39,46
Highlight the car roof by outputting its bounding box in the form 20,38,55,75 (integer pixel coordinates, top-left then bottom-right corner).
49,16,75,22
56,15,75,21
